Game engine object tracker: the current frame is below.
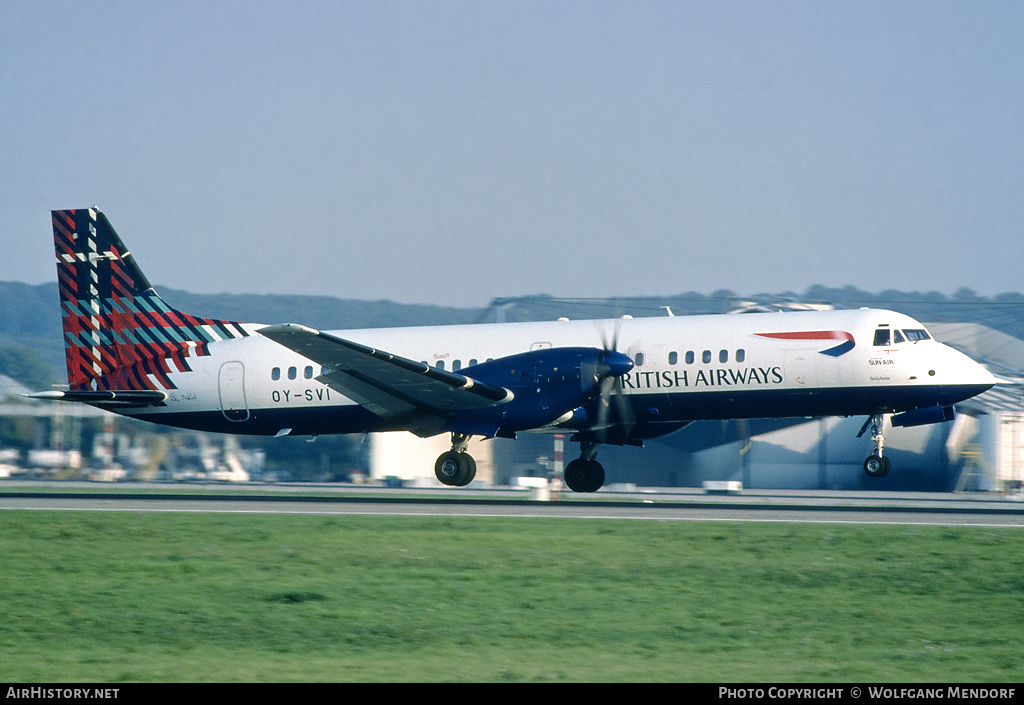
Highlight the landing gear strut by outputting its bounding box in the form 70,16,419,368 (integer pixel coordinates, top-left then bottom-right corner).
434,433,477,487
859,413,891,478
564,441,605,493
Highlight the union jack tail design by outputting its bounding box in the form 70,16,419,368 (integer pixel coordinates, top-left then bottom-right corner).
53,208,250,392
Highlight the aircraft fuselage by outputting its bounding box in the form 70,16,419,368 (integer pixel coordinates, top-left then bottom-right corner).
119,308,993,439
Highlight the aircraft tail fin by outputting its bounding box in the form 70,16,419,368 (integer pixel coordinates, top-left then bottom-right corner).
52,208,251,392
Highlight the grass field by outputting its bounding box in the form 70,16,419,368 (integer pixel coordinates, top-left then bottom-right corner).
1,510,1022,682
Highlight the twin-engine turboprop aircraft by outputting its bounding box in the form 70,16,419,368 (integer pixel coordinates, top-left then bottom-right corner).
29,208,996,491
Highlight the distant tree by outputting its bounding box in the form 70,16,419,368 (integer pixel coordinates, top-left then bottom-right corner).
0,416,37,452
995,292,1024,304
953,288,984,302
0,346,59,390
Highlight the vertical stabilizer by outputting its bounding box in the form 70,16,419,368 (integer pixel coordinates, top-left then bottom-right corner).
52,208,250,392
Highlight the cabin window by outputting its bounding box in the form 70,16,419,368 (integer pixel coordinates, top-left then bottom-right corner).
873,329,891,346
702,350,712,364
736,349,745,363
436,360,445,371
469,358,478,366
668,351,678,365
304,366,314,379
453,360,462,371
685,351,695,365
288,366,297,380
719,350,728,363
634,352,645,367
271,367,281,381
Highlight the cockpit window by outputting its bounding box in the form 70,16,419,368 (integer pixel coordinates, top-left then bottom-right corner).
893,330,905,344
903,329,931,342
873,329,891,346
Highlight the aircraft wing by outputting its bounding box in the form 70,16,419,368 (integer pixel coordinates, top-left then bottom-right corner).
258,324,512,433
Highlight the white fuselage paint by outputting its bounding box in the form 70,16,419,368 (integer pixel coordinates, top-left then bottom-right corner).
124,308,995,438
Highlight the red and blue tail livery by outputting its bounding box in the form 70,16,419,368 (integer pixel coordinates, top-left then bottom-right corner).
30,207,996,490
53,208,251,394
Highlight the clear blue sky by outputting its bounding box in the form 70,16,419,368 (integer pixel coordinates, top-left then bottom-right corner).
3,1,1022,307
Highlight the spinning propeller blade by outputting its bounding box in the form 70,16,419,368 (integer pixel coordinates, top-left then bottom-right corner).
594,318,635,443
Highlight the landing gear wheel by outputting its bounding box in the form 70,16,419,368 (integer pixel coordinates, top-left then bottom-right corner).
435,450,477,486
863,454,891,478
460,454,477,486
858,414,891,479
564,458,605,493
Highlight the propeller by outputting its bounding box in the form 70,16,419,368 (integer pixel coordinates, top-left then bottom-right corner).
593,318,636,444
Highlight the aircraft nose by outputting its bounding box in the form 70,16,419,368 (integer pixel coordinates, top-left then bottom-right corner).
600,350,635,378
938,345,998,396
950,347,997,386
966,357,998,389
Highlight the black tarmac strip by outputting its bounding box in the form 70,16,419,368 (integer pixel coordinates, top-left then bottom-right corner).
1,487,1023,526
0,490,1021,516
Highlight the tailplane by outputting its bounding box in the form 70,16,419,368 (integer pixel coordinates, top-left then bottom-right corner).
52,208,251,393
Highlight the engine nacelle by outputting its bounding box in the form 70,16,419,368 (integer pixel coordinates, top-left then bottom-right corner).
453,347,633,433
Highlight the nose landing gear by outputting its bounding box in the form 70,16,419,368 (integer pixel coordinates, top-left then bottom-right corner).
859,414,891,478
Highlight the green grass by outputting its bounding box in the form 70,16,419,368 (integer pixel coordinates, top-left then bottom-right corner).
1,511,1022,682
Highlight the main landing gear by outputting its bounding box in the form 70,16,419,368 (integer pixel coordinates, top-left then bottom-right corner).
434,433,477,487
858,413,891,478
563,441,605,493
434,433,610,493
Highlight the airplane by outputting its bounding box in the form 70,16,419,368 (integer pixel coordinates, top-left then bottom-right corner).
28,207,997,491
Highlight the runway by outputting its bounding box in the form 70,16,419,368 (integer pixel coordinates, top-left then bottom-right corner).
2,484,1023,527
